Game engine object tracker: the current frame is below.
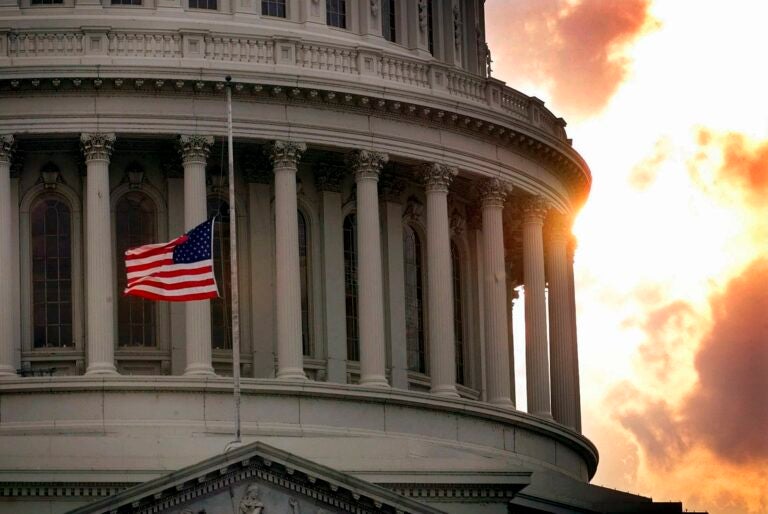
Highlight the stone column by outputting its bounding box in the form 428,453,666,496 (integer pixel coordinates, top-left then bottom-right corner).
506,277,519,407
546,214,577,428
315,164,348,384
179,135,216,376
347,150,389,388
270,141,307,380
421,163,459,397
381,173,409,389
479,178,513,407
81,133,118,375
0,135,16,376
567,236,582,432
522,196,552,417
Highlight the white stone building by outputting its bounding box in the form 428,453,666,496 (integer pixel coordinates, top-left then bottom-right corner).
0,1,702,513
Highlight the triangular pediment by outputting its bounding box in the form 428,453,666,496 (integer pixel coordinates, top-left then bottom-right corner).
67,441,446,514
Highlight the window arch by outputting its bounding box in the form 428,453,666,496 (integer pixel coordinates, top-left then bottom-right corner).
343,213,359,361
208,198,232,350
115,192,157,347
451,241,465,385
298,209,312,356
30,195,73,348
403,224,426,373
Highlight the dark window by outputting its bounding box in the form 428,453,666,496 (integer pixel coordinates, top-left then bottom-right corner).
326,0,347,28
116,193,157,347
427,0,435,55
343,214,359,361
189,0,217,9
208,199,231,349
298,210,311,356
382,0,397,42
30,0,64,4
31,196,73,348
451,242,465,385
404,224,425,373
111,0,142,5
261,0,285,17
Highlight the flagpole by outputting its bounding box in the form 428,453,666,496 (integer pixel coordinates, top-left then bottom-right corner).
225,75,242,445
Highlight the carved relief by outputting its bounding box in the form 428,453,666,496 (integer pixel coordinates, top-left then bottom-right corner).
477,177,510,207
420,163,458,193
453,4,462,49
418,0,428,33
80,132,116,162
0,134,15,165
346,150,388,181
238,483,265,514
370,0,378,17
402,195,424,224
520,196,551,222
268,140,307,170
450,209,466,237
177,134,214,164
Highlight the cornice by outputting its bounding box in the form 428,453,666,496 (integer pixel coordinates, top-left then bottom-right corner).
0,75,590,206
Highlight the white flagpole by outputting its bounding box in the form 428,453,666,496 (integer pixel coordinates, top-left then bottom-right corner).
225,76,242,445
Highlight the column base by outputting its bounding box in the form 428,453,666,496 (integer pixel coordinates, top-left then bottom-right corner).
276,368,307,381
430,385,460,398
359,375,390,388
184,364,217,377
85,363,119,375
0,365,18,377
488,398,516,409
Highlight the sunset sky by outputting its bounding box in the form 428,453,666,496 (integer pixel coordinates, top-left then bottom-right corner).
485,1,768,513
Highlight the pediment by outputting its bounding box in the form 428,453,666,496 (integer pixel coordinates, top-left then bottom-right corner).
68,441,445,514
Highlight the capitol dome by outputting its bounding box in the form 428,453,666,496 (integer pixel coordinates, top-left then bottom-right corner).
0,1,700,513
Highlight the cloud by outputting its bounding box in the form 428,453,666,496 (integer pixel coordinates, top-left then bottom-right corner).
628,138,672,190
682,258,768,463
485,0,654,118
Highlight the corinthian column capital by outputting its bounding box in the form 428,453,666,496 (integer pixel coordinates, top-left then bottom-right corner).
0,135,15,165
269,140,307,170
520,196,551,223
80,133,116,162
178,135,214,165
420,163,458,193
546,212,573,242
478,177,510,207
347,150,389,181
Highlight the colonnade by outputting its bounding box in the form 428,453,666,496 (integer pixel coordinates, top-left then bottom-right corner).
0,133,582,431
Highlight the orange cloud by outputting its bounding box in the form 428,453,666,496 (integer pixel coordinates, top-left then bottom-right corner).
485,0,654,118
628,138,672,190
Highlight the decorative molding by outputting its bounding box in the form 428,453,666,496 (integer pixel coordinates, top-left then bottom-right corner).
449,209,466,237
418,0,428,33
39,161,62,189
124,161,145,190
545,212,572,242
0,134,15,165
402,195,424,224
477,178,510,207
0,482,132,498
314,163,346,192
388,483,523,502
80,133,116,162
420,163,458,193
370,0,378,17
177,135,214,164
268,140,307,170
346,150,388,181
519,196,551,222
453,4,462,50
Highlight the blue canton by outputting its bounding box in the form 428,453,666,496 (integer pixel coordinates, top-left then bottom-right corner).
173,219,214,264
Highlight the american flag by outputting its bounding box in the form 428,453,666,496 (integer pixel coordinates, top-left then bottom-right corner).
123,218,219,302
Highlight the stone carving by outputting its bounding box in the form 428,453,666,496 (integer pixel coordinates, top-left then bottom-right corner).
546,212,572,242
450,209,466,237
238,483,265,514
288,497,300,513
268,140,307,170
314,163,346,192
453,4,462,50
418,0,428,33
477,177,510,207
370,0,378,17
0,134,15,165
80,133,116,162
402,195,424,224
520,196,551,222
420,163,458,193
178,134,214,164
39,162,62,189
346,150,388,181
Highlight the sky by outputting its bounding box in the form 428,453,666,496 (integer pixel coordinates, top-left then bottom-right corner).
484,1,768,513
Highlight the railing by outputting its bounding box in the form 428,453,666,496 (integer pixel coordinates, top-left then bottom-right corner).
1,29,567,142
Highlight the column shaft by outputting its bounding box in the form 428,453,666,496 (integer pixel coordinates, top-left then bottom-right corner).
383,198,408,389
522,197,551,417
567,238,582,432
479,179,513,407
349,150,389,387
547,217,576,428
423,164,459,397
271,141,307,380
179,135,215,376
0,136,16,375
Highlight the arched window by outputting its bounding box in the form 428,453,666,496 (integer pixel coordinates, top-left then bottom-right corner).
326,0,347,28
30,195,73,348
343,213,359,361
298,209,312,356
115,192,157,347
404,224,425,373
208,199,232,350
451,241,465,385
